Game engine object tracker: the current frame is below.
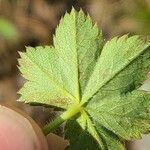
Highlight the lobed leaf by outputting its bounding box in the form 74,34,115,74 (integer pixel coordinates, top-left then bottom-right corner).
19,9,103,108
19,8,150,150
87,91,150,140
82,35,150,103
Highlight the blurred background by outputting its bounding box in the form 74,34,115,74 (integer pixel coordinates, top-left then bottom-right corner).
0,0,150,149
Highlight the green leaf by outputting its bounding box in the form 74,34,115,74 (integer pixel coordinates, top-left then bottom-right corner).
19,46,75,109
65,117,125,150
54,9,103,96
87,91,150,140
65,119,101,150
18,9,103,109
19,8,150,150
0,18,18,40
82,35,150,103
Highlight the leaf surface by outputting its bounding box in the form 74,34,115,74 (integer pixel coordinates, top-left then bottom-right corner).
87,91,150,140
19,9,103,109
19,9,150,150
82,35,150,103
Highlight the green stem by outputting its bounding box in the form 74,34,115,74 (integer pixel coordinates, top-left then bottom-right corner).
43,104,82,135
